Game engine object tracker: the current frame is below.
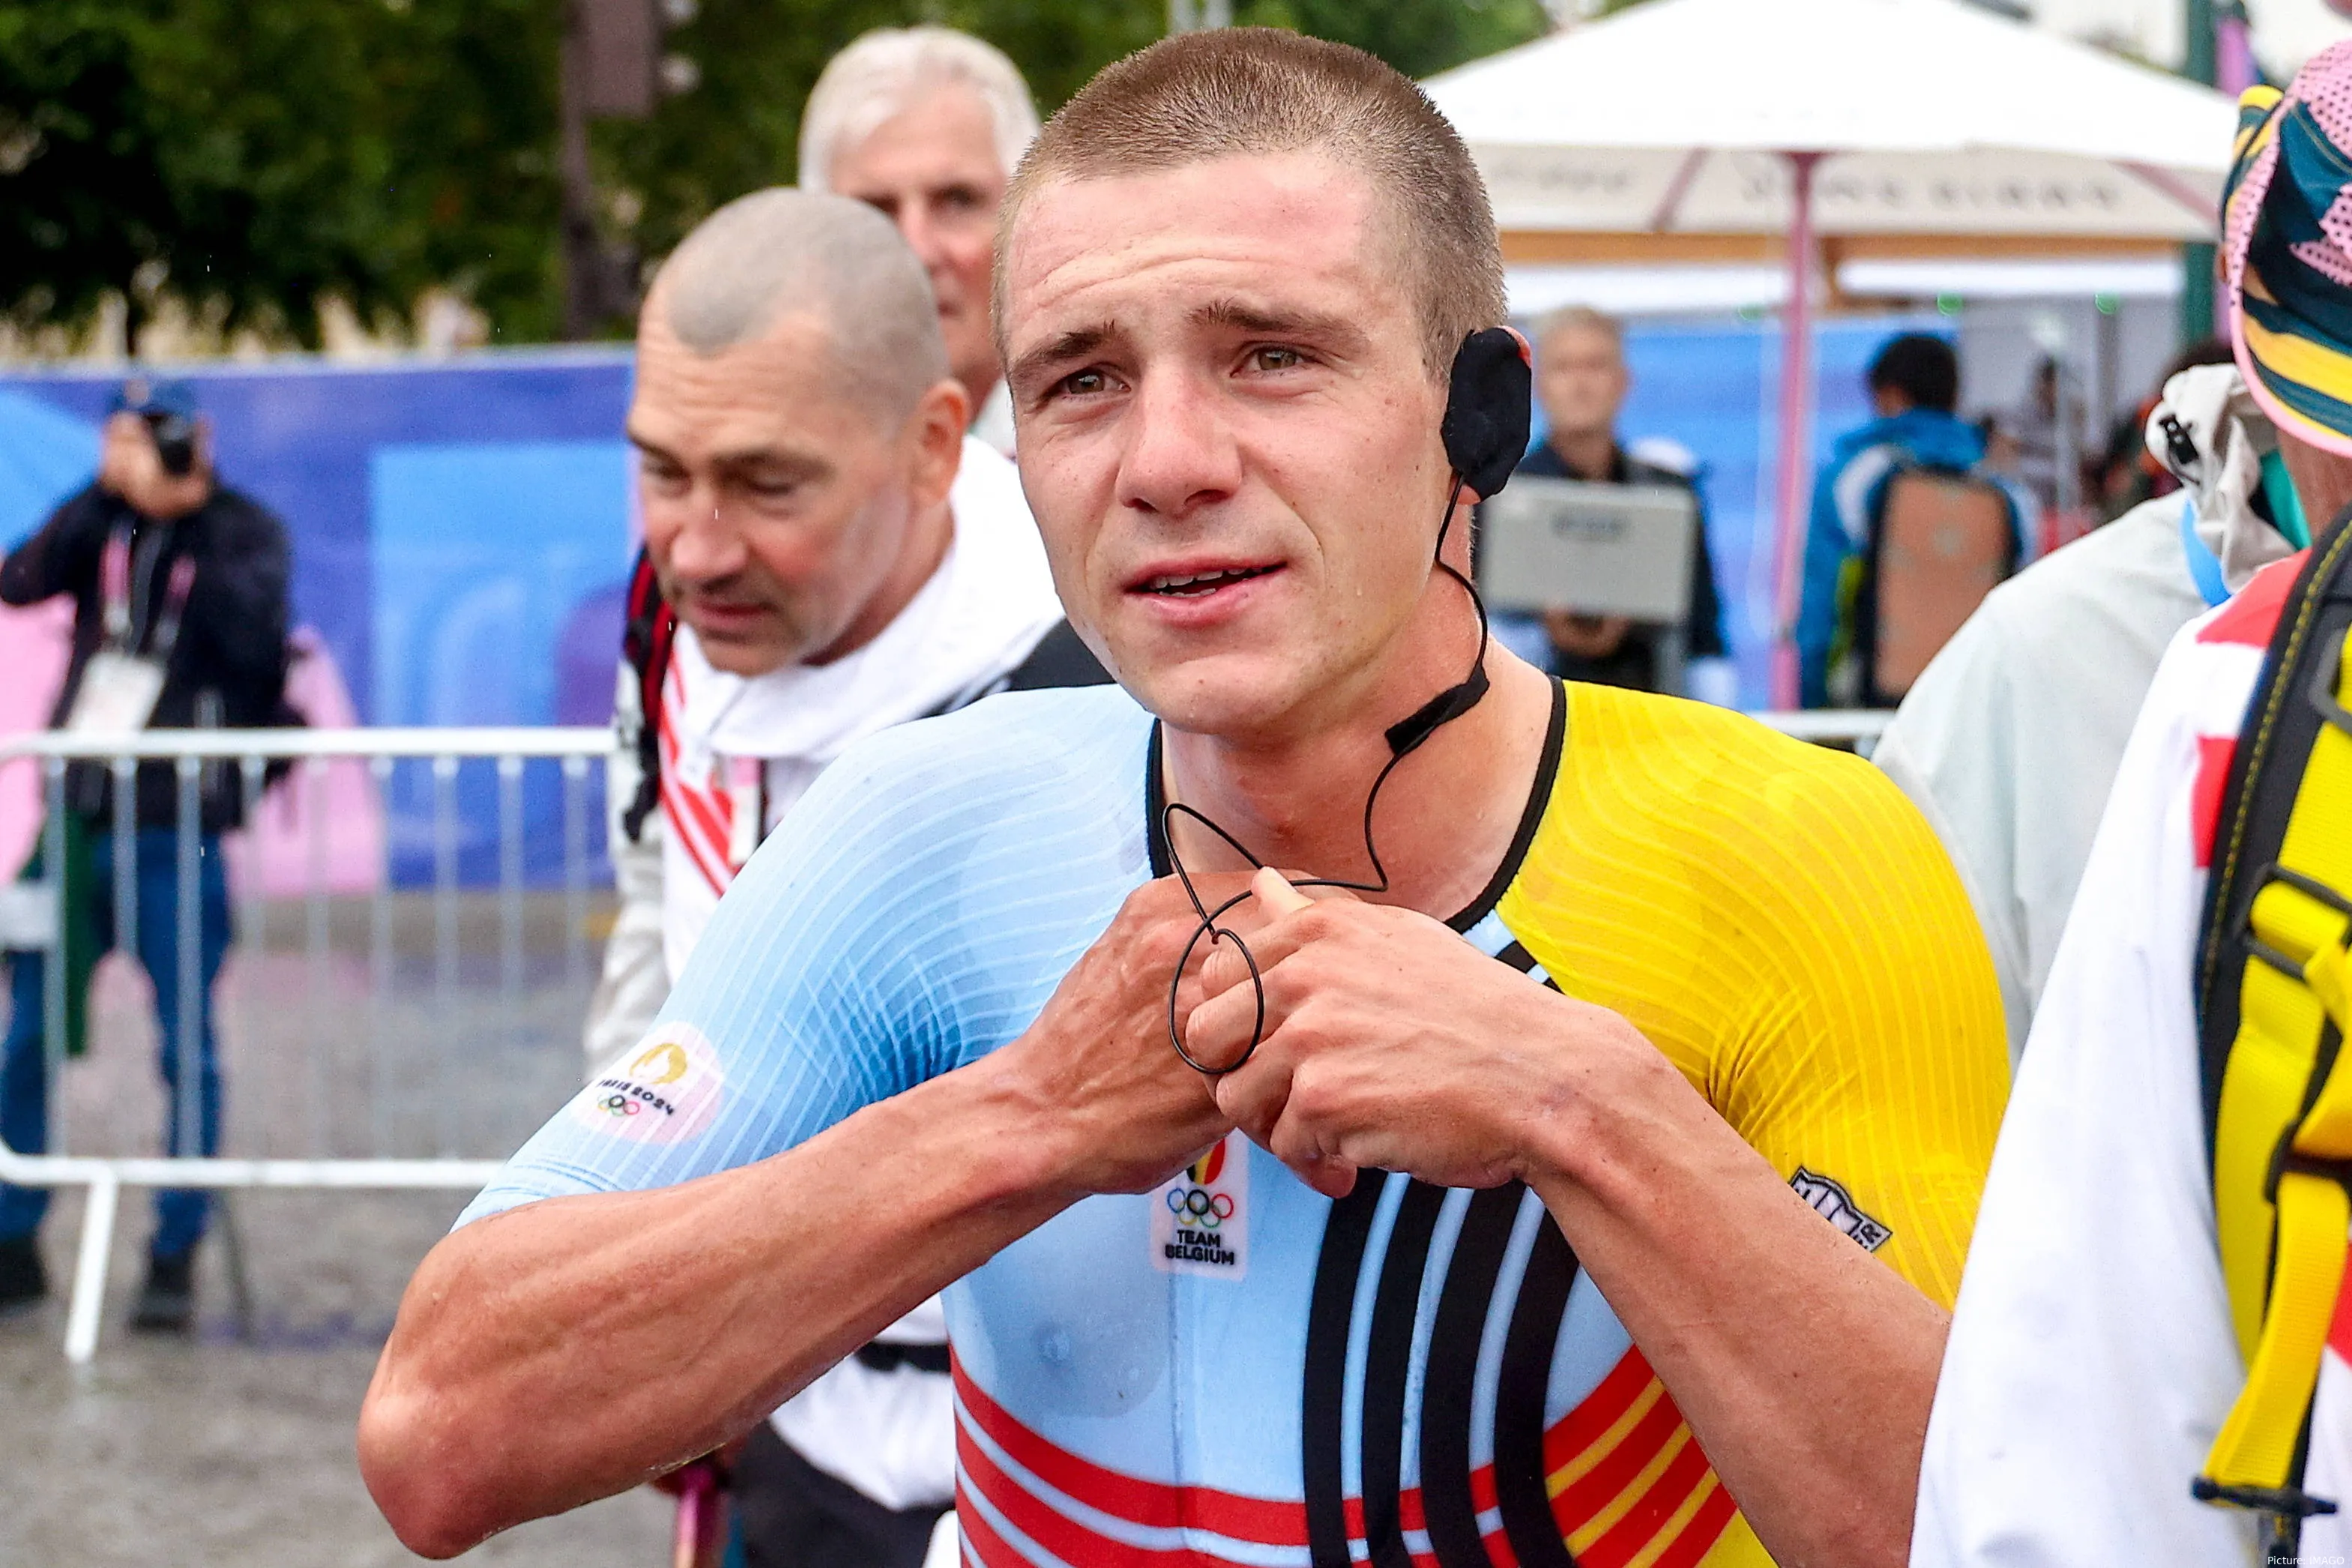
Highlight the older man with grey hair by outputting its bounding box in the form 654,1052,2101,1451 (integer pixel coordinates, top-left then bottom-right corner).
581,187,1101,1568
800,25,1039,451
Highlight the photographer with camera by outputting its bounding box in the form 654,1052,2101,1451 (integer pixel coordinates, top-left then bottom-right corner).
0,377,295,1331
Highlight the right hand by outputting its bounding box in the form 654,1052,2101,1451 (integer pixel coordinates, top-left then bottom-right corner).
995,875,1247,1197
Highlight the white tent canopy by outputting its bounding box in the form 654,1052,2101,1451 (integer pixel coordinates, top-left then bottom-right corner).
1426,0,2239,242
1426,0,2243,703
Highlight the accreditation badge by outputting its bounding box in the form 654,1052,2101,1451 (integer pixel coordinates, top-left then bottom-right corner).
65,651,167,735
1151,1130,1248,1280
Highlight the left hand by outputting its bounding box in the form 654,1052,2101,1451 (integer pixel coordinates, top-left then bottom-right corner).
1184,869,1641,1198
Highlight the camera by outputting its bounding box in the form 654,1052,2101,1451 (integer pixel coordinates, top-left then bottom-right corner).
142,410,197,477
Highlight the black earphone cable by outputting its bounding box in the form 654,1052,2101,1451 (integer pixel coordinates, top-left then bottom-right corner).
1161,476,1492,1076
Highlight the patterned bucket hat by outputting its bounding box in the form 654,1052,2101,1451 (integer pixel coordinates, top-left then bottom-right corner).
2225,40,2352,462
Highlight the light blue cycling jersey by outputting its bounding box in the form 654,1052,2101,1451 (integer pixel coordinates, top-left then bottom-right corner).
465,680,1999,1568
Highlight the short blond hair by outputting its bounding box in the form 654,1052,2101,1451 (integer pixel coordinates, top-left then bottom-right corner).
996,28,1504,378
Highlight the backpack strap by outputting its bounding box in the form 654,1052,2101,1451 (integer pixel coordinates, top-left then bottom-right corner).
2195,520,2352,1546
618,547,675,845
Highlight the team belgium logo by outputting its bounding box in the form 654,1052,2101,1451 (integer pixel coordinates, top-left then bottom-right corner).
1151,1133,1249,1278
573,1025,723,1145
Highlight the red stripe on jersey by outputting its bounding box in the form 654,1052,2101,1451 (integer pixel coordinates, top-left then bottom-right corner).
1552,1376,1684,1531
956,1477,1039,1567
1577,1431,1711,1568
2192,734,2238,872
958,1416,1205,1567
953,1359,1309,1548
1544,1347,1656,1472
1647,1480,1740,1568
954,1345,1728,1568
2197,552,2304,647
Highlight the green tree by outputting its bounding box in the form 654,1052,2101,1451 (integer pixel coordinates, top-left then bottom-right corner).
0,1,396,344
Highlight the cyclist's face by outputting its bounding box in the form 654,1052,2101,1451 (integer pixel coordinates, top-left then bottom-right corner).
627,310,937,677
1001,151,1459,746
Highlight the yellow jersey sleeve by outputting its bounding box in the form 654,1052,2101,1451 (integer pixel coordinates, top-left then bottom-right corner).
1496,683,2009,1309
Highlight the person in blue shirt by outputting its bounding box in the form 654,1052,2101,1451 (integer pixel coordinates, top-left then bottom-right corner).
1795,333,2024,708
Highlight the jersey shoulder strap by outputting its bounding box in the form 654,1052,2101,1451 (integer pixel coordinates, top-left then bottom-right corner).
619,546,675,843
2194,521,2352,1549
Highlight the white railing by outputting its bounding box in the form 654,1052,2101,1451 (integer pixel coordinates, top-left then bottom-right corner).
1752,708,1893,750
0,710,1886,1363
0,726,612,1362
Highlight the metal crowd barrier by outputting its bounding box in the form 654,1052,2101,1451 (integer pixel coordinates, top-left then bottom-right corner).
0,726,612,1362
0,710,1884,1364
1758,707,1891,753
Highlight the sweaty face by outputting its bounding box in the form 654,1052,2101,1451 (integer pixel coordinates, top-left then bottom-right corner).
1001,153,1454,743
830,88,1007,408
1534,324,1626,445
629,310,924,676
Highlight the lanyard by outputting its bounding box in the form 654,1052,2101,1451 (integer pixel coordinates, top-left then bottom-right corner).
2183,498,2231,609
100,524,197,660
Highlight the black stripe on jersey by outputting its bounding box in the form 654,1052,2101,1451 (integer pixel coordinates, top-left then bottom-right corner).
1495,1216,1581,1568
1304,1177,1385,1568
1360,1179,1450,1568
1419,1183,1526,1565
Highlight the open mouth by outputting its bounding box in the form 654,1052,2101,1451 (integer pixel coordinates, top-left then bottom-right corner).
1138,564,1279,598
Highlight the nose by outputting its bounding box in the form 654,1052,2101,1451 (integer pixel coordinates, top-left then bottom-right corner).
895,198,947,274
655,487,750,588
1116,367,1242,527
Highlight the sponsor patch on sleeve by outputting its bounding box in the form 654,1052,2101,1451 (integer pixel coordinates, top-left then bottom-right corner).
1791,1166,1893,1252
573,1022,723,1144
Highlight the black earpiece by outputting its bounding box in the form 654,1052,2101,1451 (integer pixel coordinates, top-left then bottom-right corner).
1441,327,1534,501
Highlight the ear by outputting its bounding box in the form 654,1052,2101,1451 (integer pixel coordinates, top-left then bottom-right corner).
907,379,969,512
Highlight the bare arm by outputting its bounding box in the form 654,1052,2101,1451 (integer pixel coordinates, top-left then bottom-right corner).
1520,1034,1947,1568
361,1064,1071,1557
359,878,1234,1558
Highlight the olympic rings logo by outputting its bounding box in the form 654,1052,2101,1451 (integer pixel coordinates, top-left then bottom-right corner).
1166,1185,1235,1228
600,1093,642,1118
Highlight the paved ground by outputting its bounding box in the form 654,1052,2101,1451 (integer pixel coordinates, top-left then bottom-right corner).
0,893,674,1567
